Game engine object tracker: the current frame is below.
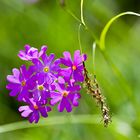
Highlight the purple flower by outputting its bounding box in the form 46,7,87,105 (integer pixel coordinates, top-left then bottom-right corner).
32,53,60,83
50,77,81,112
19,99,51,123
7,45,87,123
18,44,47,61
6,65,35,101
60,50,87,82
32,73,53,102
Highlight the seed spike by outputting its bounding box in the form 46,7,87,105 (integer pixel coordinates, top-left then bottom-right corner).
83,62,111,127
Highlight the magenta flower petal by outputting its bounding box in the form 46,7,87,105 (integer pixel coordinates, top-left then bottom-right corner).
29,111,40,123
51,59,61,71
50,80,81,112
60,50,87,82
57,97,72,112
74,50,87,65
39,45,47,57
50,91,61,98
6,65,35,101
7,68,20,83
32,59,43,72
61,51,72,66
42,53,55,66
21,109,32,117
24,44,30,52
6,83,20,90
13,68,20,78
19,106,29,111
46,106,51,112
50,97,62,105
73,71,84,82
57,77,65,84
19,99,51,123
17,89,28,101
34,111,40,123
57,98,65,112
59,67,72,80
74,50,81,65
69,93,81,106
9,88,20,96
7,75,20,83
48,54,55,62
32,53,60,84
64,98,72,112
19,106,33,117
18,45,47,61
82,54,87,61
39,107,49,117
28,114,34,123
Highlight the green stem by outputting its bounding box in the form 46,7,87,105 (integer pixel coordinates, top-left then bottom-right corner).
80,0,99,42
0,114,135,137
80,0,86,26
0,115,100,134
78,24,83,54
65,8,81,23
63,0,98,43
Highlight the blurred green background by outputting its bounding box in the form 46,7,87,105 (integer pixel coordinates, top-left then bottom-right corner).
0,0,140,139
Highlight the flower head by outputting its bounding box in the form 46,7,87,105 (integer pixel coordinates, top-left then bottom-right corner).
18,44,47,61
19,99,51,123
6,65,35,101
60,50,87,82
32,73,52,102
6,45,87,123
32,53,60,83
50,77,81,112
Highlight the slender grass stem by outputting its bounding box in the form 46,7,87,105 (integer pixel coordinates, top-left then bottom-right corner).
0,114,135,136
78,24,83,54
80,0,86,26
0,115,100,134
65,8,81,23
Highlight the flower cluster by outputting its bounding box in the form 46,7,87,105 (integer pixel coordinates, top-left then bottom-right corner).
6,45,87,123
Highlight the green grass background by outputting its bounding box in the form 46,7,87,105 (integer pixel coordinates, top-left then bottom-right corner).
0,0,140,139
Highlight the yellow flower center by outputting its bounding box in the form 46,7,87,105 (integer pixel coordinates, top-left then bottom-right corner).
62,91,69,97
21,81,26,87
65,83,68,87
72,65,77,70
34,105,39,110
38,85,44,91
44,67,49,72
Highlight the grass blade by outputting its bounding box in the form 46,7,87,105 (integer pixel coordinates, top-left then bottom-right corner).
99,11,140,50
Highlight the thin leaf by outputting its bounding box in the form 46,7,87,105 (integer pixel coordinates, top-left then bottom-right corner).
80,0,86,26
99,11,140,50
0,115,100,134
0,114,136,138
